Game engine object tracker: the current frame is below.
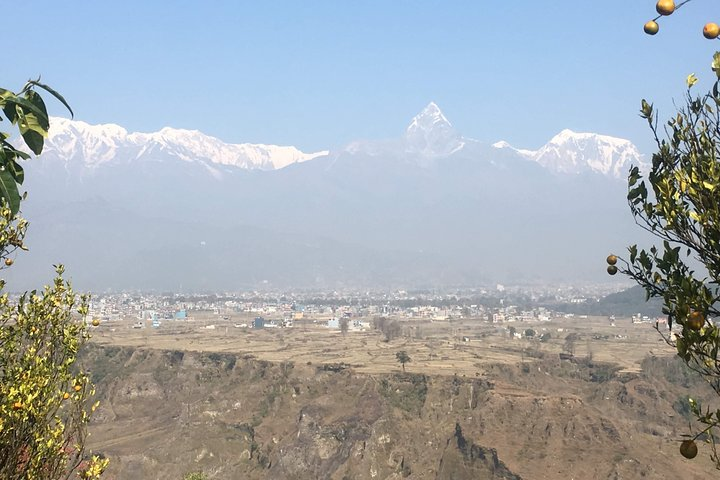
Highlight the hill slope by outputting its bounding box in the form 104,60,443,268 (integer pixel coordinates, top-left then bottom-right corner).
83,345,716,480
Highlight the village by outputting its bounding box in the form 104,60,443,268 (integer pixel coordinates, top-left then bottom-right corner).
82,282,641,328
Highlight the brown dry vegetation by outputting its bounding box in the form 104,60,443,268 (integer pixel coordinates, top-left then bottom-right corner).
82,314,719,479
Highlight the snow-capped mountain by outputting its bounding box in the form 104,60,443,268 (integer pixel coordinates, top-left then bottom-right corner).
40,105,644,180
342,103,644,179
43,117,328,172
404,102,465,156
493,128,646,179
6,103,647,291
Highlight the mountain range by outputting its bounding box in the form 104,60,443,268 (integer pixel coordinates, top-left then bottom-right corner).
6,103,649,291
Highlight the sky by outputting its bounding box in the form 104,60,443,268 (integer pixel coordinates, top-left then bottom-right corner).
8,1,720,154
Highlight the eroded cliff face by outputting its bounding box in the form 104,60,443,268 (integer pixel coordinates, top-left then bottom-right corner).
82,346,715,479
436,423,521,480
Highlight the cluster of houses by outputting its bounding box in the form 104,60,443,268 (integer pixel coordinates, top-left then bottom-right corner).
78,283,644,330
244,315,369,332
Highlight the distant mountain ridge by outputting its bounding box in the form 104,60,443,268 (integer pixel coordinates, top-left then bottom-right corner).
5,103,650,290
44,117,329,172
41,102,644,179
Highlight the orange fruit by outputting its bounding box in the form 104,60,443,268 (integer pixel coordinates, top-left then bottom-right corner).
4,258,13,267
680,439,698,459
644,21,660,35
607,265,618,275
74,385,82,392
704,23,720,39
687,311,704,331
63,392,70,400
656,0,675,15
12,402,23,410
606,254,618,265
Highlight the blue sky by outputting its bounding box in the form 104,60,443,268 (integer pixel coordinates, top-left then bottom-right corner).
8,1,719,153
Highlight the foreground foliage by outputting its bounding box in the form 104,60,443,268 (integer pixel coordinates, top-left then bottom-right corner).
616,53,720,467
0,81,106,479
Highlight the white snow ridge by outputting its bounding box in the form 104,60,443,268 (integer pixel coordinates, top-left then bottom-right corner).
41,114,644,180
493,129,646,178
44,117,328,172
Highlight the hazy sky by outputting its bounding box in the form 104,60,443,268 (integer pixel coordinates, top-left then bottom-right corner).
9,1,719,153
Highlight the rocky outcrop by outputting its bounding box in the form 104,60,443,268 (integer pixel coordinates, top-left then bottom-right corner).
270,407,374,479
437,423,522,480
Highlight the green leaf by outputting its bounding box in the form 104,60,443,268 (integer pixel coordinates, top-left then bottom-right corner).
1,142,30,162
677,337,687,356
25,80,74,118
2,103,16,124
640,99,653,120
2,95,48,126
13,105,47,155
628,166,640,187
8,160,24,185
0,169,21,215
713,53,720,79
23,91,48,131
20,127,43,155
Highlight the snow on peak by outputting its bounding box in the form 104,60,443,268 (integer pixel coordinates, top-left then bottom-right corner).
43,117,328,171
491,140,534,158
550,128,578,142
494,130,646,178
537,129,645,177
45,117,130,166
404,102,463,156
406,102,453,135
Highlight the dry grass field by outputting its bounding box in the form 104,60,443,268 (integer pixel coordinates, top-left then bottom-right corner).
89,312,669,376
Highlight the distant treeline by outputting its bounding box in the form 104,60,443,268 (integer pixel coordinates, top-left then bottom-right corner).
550,285,664,317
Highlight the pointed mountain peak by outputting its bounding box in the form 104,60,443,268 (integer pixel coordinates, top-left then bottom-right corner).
402,102,463,157
419,101,445,118
406,102,452,134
